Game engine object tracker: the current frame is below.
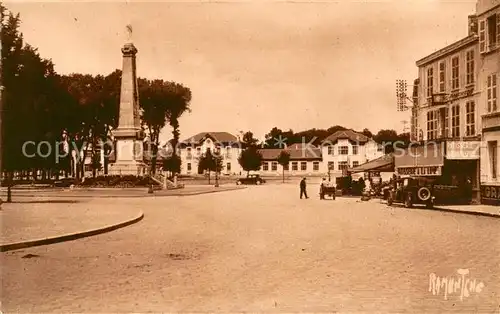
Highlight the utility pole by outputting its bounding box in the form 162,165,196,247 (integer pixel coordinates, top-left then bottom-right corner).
0,23,3,209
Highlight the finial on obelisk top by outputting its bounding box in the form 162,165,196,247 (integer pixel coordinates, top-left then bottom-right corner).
125,24,133,43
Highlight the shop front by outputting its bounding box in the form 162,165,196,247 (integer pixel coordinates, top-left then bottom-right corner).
480,185,500,205
395,141,480,204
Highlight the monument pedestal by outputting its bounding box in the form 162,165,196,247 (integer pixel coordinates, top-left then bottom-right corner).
109,128,147,176
109,160,147,176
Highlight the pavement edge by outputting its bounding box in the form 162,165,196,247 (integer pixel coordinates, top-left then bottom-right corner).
433,206,500,218
0,211,144,253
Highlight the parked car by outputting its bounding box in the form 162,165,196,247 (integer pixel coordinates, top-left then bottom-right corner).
236,174,266,185
387,177,435,208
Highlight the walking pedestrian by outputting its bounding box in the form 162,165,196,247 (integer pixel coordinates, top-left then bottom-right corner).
300,177,309,199
320,178,326,199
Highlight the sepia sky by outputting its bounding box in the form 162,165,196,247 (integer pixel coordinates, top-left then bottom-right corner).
6,0,477,142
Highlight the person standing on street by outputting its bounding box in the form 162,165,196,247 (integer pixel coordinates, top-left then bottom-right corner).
300,177,309,199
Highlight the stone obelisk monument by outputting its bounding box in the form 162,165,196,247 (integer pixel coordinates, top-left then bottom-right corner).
109,25,147,176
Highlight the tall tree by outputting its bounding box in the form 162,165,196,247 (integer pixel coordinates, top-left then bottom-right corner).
241,131,259,148
139,78,169,175
164,81,191,172
198,148,222,184
238,147,262,177
362,128,373,138
277,150,290,183
373,129,399,154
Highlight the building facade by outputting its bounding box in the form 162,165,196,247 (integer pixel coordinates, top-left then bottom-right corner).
177,132,243,175
321,130,384,179
258,143,322,176
477,0,500,205
408,8,498,204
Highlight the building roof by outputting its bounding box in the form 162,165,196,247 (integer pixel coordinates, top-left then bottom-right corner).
349,153,394,173
259,143,322,161
323,129,369,144
416,35,478,67
181,132,239,144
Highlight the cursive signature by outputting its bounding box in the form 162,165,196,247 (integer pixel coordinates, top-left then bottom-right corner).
429,269,485,301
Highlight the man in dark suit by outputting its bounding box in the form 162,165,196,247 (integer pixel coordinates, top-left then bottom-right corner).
300,177,309,199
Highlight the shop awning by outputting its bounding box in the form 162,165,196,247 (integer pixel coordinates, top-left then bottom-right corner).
349,153,394,173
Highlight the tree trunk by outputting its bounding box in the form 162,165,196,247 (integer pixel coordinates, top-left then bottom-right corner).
282,168,285,183
208,170,211,184
7,171,12,203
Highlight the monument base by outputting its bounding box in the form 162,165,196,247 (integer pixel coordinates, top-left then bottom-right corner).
108,161,148,176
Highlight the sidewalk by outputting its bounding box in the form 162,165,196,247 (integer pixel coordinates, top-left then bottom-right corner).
434,204,500,218
374,198,499,218
0,200,143,252
0,185,246,199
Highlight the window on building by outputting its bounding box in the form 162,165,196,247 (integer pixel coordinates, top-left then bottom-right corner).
226,162,231,172
479,19,486,52
327,145,334,155
487,14,498,48
328,161,334,170
352,161,359,168
377,144,383,152
187,163,192,171
196,147,201,156
338,161,348,171
339,146,348,155
466,101,475,136
487,73,498,113
226,146,231,158
451,56,459,90
263,162,269,171
352,145,358,155
427,110,438,140
427,67,433,97
439,61,446,92
489,141,498,179
271,162,278,171
292,162,298,171
466,50,475,85
313,161,319,171
301,162,307,171
451,105,460,138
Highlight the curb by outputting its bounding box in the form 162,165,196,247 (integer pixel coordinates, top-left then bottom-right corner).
0,211,144,252
433,207,500,219
167,186,247,197
4,187,246,199
379,200,499,219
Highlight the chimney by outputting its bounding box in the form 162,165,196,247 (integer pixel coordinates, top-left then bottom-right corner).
468,14,478,35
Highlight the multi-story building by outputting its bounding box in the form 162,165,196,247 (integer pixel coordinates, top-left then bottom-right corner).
321,130,384,179
407,14,483,203
258,143,322,176
177,132,243,175
477,0,500,205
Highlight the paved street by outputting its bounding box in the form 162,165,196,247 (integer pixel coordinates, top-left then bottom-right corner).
2,184,499,313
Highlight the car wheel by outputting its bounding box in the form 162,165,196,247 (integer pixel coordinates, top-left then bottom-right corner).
417,187,431,201
404,193,413,208
256,180,261,185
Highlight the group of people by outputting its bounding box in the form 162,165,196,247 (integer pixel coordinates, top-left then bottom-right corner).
299,177,335,199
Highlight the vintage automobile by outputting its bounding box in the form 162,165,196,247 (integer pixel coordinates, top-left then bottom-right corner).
236,174,266,185
319,182,336,200
387,177,435,208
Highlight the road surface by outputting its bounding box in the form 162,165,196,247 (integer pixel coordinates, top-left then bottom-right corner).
2,185,499,313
